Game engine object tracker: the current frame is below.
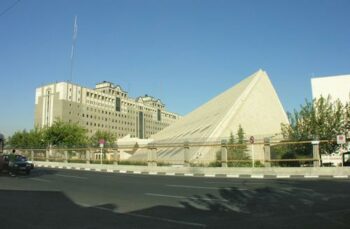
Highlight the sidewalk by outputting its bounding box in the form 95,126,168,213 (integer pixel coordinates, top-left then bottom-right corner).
35,161,350,179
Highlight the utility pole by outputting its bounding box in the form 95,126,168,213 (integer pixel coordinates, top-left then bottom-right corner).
70,16,78,82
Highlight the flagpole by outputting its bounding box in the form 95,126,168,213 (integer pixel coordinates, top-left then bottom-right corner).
70,16,78,83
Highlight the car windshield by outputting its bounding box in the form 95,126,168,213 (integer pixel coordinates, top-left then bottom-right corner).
16,156,27,162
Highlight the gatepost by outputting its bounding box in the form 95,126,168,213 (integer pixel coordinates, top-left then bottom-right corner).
147,143,157,167
46,145,51,162
31,150,34,162
184,141,190,167
86,150,90,164
221,140,228,168
250,136,255,168
64,151,68,163
312,140,320,167
263,138,271,167
114,144,119,165
99,139,105,165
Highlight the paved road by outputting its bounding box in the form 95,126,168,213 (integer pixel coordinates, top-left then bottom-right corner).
1,168,350,229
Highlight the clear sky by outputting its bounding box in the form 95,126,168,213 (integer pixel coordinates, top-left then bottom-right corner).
0,0,350,136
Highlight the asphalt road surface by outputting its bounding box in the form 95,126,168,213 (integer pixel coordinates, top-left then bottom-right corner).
1,168,350,229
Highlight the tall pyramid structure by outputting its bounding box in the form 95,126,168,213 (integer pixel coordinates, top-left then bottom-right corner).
130,70,289,163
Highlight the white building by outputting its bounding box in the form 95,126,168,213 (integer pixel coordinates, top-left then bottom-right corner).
311,74,350,104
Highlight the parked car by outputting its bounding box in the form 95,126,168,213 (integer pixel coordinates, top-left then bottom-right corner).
0,154,33,175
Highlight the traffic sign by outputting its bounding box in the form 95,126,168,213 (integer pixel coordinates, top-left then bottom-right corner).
99,139,105,148
249,136,255,144
337,135,346,144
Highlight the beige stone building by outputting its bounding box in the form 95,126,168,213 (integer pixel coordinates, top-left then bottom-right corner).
34,81,180,139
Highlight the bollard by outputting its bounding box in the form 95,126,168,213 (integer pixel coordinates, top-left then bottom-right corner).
312,141,320,167
184,141,190,167
263,138,271,167
221,140,228,168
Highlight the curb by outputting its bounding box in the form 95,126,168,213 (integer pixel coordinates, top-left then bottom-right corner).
36,164,350,179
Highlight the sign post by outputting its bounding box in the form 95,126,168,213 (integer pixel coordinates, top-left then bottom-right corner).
250,136,255,168
99,139,105,165
337,135,346,167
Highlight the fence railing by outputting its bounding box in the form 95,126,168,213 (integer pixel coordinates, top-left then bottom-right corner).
1,139,345,168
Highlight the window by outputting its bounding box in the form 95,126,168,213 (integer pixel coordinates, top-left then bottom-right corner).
157,109,161,122
115,97,121,112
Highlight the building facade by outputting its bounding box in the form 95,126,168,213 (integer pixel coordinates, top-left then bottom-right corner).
311,74,350,104
34,81,181,139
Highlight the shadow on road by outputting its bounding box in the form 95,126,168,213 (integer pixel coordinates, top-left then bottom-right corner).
130,180,350,228
1,180,350,228
0,168,58,178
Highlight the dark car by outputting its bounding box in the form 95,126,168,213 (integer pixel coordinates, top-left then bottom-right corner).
343,152,350,166
0,154,32,175
17,155,34,169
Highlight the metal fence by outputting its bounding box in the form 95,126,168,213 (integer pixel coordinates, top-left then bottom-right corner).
2,139,342,168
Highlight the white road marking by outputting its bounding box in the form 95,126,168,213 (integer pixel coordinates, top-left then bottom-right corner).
149,172,157,175
205,181,264,185
29,178,51,183
127,213,206,228
333,175,348,179
145,193,229,202
166,184,247,191
251,175,264,179
93,205,206,228
166,172,175,176
184,173,194,176
304,175,319,179
55,174,88,180
133,171,141,174
277,175,290,179
84,168,91,171
204,174,215,177
119,170,127,173
107,169,114,173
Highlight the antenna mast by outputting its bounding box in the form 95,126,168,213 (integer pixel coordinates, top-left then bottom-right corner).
70,16,78,82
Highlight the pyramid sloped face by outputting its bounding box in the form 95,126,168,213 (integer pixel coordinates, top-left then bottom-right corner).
221,71,289,139
151,70,262,143
129,70,289,163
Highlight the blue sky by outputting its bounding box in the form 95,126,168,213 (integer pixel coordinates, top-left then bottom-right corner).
0,0,350,136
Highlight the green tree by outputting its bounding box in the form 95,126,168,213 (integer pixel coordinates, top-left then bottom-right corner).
7,128,46,149
89,130,117,147
44,120,88,147
27,127,46,148
226,125,249,164
281,96,348,155
7,130,30,148
236,124,248,156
